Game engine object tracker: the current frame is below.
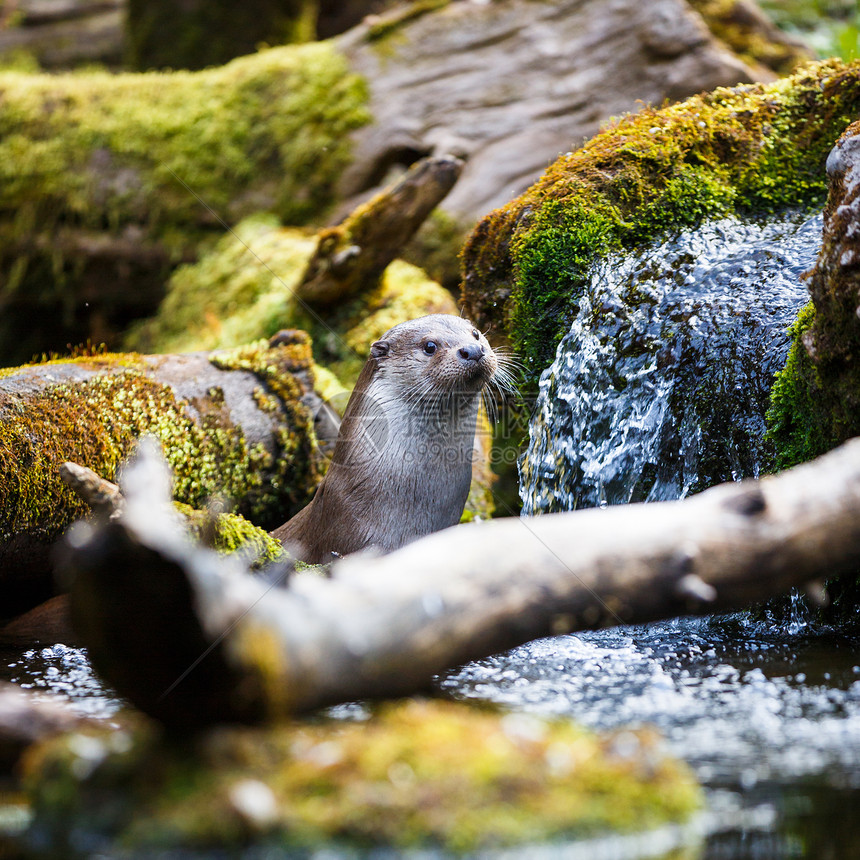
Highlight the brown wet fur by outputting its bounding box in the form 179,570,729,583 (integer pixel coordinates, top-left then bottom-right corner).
272,315,498,564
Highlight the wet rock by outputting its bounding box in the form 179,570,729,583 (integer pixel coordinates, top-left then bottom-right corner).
768,118,860,469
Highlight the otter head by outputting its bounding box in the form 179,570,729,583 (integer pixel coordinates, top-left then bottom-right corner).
367,314,498,402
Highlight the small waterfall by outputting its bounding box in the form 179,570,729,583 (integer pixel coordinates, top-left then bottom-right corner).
520,213,822,515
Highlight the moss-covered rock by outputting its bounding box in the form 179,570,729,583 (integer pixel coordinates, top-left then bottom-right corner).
461,58,860,377
0,339,323,611
689,0,814,75
0,43,369,365
767,119,860,469
20,700,701,853
176,503,288,568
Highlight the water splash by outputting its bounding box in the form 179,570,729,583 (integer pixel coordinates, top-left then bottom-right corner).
2,643,121,719
439,616,860,788
520,213,822,514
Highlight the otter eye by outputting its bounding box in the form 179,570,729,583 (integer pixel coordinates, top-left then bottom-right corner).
423,341,437,355
472,329,480,340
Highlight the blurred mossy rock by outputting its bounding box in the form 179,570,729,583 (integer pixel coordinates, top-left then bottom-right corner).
768,119,860,470
0,336,325,614
19,699,702,854
688,0,812,75
0,43,369,366
335,0,805,225
460,58,860,378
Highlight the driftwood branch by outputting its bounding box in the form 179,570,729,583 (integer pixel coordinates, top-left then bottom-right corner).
59,461,124,518
63,438,860,729
294,155,463,307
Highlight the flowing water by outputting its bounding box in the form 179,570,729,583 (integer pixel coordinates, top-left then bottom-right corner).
520,212,822,514
3,212,859,858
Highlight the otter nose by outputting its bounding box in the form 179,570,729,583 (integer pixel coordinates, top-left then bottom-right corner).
458,343,485,362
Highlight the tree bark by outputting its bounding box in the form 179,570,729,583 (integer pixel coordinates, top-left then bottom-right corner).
295,156,462,308
65,437,860,729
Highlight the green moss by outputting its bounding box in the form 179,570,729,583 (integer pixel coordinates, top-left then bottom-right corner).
22,700,701,853
175,502,288,567
462,59,860,376
0,42,367,232
765,111,860,471
125,215,458,387
0,42,370,362
765,302,836,468
0,343,322,553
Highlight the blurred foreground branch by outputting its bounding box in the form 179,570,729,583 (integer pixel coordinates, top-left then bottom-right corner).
64,438,860,729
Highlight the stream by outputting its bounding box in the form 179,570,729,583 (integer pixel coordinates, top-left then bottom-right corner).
3,212,859,858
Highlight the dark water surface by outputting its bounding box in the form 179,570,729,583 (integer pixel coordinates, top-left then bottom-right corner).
3,613,860,858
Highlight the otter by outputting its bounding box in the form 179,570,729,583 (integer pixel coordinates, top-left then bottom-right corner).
272,315,501,564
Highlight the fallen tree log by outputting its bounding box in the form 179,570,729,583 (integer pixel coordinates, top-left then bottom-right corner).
65,437,860,729
0,335,325,614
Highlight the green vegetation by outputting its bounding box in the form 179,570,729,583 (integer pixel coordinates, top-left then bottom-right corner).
765,111,860,472
462,59,860,375
0,42,369,364
0,42,366,233
760,0,860,60
690,0,813,73
176,503,288,567
22,700,701,853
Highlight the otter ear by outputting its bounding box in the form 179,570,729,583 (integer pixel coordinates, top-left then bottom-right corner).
370,340,390,359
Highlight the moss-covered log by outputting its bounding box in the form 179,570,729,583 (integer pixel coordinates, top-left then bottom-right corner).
125,0,317,71
0,336,325,614
0,43,369,365
461,58,860,376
